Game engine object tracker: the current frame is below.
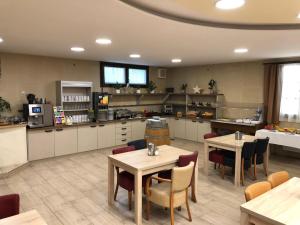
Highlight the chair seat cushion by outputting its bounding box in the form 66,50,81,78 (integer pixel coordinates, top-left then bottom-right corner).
149,182,185,208
118,171,148,191
209,150,224,164
157,170,172,180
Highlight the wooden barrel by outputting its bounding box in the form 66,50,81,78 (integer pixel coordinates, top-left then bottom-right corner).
145,124,170,146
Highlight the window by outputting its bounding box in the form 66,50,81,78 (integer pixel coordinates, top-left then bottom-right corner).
100,62,149,87
279,64,300,122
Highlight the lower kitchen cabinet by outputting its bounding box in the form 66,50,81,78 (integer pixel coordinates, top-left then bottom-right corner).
98,123,116,149
131,119,146,140
165,117,175,139
78,125,98,152
186,119,198,142
174,118,186,139
197,121,211,142
54,127,78,156
27,128,55,161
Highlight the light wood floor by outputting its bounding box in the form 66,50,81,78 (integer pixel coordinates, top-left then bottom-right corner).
1,139,300,225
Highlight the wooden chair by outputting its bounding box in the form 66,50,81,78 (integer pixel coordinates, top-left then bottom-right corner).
244,181,271,202
146,162,194,225
0,194,20,219
112,146,149,210
267,171,289,188
221,141,256,185
253,137,270,179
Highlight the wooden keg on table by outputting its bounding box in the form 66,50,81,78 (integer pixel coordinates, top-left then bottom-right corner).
145,118,170,146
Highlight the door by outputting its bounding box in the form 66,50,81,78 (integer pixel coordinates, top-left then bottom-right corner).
186,119,198,142
174,118,186,139
131,119,146,140
27,128,55,160
197,122,211,142
54,127,78,156
78,125,98,152
98,123,116,149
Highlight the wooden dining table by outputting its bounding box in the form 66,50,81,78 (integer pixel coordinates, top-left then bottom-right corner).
108,145,198,225
203,134,267,187
0,210,47,225
240,177,300,225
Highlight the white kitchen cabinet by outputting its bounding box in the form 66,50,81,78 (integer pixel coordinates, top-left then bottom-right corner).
98,123,116,149
197,122,211,142
131,119,147,140
78,125,98,152
164,117,175,139
174,118,186,139
54,127,78,156
27,128,55,161
115,121,131,145
185,119,198,142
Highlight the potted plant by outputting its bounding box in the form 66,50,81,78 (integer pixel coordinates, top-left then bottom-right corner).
113,83,122,94
148,81,157,94
0,97,11,125
208,79,217,94
181,83,188,93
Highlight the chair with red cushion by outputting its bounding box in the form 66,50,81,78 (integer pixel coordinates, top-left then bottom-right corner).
158,151,199,201
0,194,20,219
205,132,225,169
112,146,149,210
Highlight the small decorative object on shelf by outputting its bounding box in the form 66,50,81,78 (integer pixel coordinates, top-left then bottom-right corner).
0,97,11,125
136,85,141,94
208,79,217,94
181,83,188,93
148,81,157,94
193,85,203,94
113,82,122,94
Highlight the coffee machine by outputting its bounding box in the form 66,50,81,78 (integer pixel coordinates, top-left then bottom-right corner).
23,104,53,128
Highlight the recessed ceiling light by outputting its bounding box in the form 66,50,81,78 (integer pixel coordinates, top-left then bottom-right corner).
297,13,300,19
0,37,3,43
234,48,248,53
95,38,112,45
171,58,182,63
215,0,245,10
129,54,141,58
70,47,85,52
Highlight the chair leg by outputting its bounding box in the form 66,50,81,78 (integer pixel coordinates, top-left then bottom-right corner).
128,191,132,210
241,159,245,186
214,163,217,170
170,193,174,225
253,154,257,180
114,183,119,201
146,198,150,220
221,165,225,179
186,189,192,222
263,162,268,177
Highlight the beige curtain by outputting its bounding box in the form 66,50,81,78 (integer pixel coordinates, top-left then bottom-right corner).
264,64,282,124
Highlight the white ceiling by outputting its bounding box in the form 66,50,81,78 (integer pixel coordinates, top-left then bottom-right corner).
0,0,300,67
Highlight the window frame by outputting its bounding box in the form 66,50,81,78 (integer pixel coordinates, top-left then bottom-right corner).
100,61,149,87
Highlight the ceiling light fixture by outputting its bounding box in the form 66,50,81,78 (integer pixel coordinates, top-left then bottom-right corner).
0,37,3,43
129,54,141,58
234,48,248,53
70,47,85,52
297,13,300,19
96,38,112,45
215,0,245,10
171,58,182,63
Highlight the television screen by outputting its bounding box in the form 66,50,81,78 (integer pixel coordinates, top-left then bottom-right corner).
103,66,126,84
128,68,147,85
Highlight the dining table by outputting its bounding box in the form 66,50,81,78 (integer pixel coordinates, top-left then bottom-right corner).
0,210,47,225
240,177,300,225
107,145,198,225
203,134,266,187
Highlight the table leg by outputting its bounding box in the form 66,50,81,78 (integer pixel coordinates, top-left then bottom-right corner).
204,141,209,175
264,144,270,176
134,170,142,225
240,211,250,225
191,157,198,202
235,147,241,187
108,158,114,206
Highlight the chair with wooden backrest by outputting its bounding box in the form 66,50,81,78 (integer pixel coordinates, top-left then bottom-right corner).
146,162,194,225
253,137,270,179
244,181,272,202
112,146,149,210
204,133,225,170
267,171,289,188
0,194,20,219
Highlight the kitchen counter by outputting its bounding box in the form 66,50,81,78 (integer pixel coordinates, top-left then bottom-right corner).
0,123,27,129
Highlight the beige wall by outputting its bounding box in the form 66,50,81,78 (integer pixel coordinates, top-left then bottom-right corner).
166,61,264,118
0,53,166,115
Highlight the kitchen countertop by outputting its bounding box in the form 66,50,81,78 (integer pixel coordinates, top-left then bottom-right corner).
0,123,27,130
210,119,263,127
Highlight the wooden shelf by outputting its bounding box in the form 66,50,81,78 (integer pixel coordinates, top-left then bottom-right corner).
187,105,217,110
109,103,163,108
64,109,89,112
110,93,167,97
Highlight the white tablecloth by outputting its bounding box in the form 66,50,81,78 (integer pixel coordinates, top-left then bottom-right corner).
255,129,300,149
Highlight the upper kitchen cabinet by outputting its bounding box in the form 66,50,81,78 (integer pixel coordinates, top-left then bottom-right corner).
78,125,98,152
54,127,78,156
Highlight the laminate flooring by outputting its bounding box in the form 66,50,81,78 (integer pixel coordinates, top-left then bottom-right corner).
1,139,300,225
